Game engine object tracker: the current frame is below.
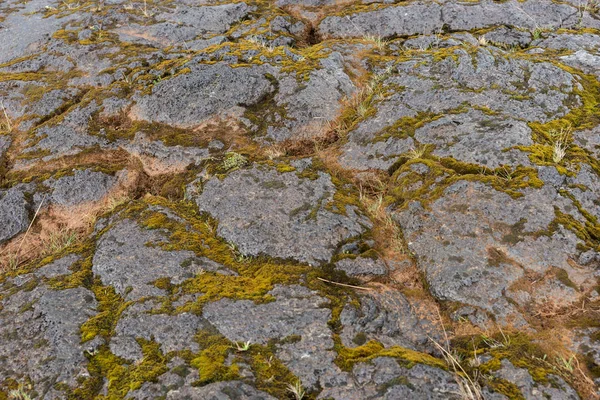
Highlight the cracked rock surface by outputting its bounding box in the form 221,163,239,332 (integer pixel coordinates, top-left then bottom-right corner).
0,0,599,399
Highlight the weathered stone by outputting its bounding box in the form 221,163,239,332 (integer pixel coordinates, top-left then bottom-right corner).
203,285,336,388
92,218,204,300
130,63,275,129
265,53,356,141
493,359,579,399
47,169,117,206
0,186,31,245
319,358,463,400
111,301,211,360
340,291,439,351
193,164,370,265
413,110,532,168
335,256,387,276
319,0,584,40
123,132,210,175
395,181,592,327
166,381,276,399
0,285,97,396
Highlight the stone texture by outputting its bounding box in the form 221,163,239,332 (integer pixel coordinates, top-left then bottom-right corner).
0,1,598,398
92,218,204,300
166,381,276,399
203,285,336,388
395,180,592,327
194,164,370,265
0,284,97,396
130,63,275,129
47,169,117,206
0,186,31,245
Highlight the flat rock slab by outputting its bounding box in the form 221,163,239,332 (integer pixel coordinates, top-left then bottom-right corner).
130,63,275,129
395,180,592,327
47,169,118,206
0,186,31,245
0,284,97,396
194,164,370,265
92,218,201,300
203,285,337,388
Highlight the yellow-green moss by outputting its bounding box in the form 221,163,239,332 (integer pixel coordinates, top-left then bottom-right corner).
334,338,446,371
191,330,239,384
72,341,168,399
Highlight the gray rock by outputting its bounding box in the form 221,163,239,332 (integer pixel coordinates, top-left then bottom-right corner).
339,136,414,171
111,301,211,360
335,256,387,276
203,285,337,388
414,110,532,168
561,50,600,79
130,63,275,129
537,33,600,52
266,53,356,141
123,132,210,175
47,169,117,206
20,101,110,165
166,381,276,399
395,181,589,327
319,0,583,40
485,27,532,48
319,358,462,399
0,285,97,396
34,254,79,278
574,126,600,159
0,186,31,245
92,218,203,300
494,359,579,399
0,135,10,160
154,2,250,34
194,164,370,265
340,291,439,351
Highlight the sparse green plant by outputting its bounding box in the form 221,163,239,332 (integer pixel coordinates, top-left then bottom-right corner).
233,340,251,352
531,25,551,40
227,241,252,263
45,229,78,254
477,35,488,46
286,380,305,400
9,382,32,400
364,34,388,50
407,146,428,159
549,125,572,163
0,101,13,134
495,166,514,182
222,152,248,171
556,354,576,372
247,36,275,53
429,310,484,400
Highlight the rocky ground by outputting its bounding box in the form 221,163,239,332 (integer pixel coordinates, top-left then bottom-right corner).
0,0,599,399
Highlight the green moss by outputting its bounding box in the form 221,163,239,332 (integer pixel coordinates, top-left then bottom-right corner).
275,163,296,173
191,330,239,384
334,338,446,371
452,332,555,385
80,283,132,342
487,378,526,400
72,340,168,399
243,344,301,398
352,332,368,346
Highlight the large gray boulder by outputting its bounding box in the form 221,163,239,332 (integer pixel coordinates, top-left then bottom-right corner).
193,164,370,265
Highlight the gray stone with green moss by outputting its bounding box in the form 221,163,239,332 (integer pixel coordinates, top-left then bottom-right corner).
193,164,371,265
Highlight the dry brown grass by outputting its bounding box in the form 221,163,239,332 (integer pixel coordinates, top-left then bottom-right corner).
0,171,135,272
